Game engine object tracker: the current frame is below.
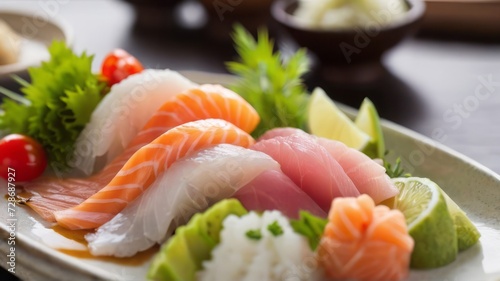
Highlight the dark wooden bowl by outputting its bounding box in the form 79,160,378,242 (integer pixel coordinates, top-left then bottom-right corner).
272,0,425,66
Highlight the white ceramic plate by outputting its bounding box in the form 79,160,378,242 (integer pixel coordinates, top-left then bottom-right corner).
0,10,72,78
1,71,500,281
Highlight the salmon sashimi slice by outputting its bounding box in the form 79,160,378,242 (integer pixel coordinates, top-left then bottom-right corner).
71,69,196,176
54,119,255,230
318,194,414,281
21,85,260,222
259,128,398,203
126,84,259,151
251,134,360,212
233,170,327,219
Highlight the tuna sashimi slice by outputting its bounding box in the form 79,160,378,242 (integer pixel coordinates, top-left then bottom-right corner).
260,128,398,203
86,144,279,257
233,170,327,219
252,134,360,212
316,138,398,203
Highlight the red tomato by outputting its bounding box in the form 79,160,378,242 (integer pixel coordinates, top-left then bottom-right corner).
101,49,144,86
0,134,48,182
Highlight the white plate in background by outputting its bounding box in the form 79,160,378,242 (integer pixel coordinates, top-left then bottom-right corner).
0,10,72,78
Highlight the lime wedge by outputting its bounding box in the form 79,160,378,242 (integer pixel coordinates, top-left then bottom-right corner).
307,88,371,150
385,177,457,268
441,190,481,251
354,98,385,159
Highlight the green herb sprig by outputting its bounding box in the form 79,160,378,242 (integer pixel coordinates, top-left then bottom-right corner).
227,25,310,137
245,229,262,240
0,41,108,170
267,221,284,237
290,211,328,250
384,157,411,178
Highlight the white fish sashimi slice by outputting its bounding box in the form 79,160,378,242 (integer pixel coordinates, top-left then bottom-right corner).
70,69,196,176
85,144,280,257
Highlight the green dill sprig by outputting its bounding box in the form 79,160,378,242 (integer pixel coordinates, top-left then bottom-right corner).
384,157,411,178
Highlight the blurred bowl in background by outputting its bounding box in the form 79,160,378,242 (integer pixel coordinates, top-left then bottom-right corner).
0,10,72,80
199,0,274,16
199,0,274,43
122,0,184,30
272,0,425,83
421,0,500,40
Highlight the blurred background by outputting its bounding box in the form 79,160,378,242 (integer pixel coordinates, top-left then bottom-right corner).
0,0,499,279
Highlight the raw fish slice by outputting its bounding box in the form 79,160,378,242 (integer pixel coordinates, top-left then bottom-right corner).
55,119,255,230
258,127,309,141
233,170,327,219
318,195,413,281
92,84,259,186
126,84,259,153
21,85,259,222
21,178,100,221
316,138,397,203
260,127,397,203
86,144,279,257
252,134,359,212
71,69,196,175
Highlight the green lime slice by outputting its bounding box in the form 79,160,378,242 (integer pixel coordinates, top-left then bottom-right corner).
385,177,458,268
354,98,385,159
441,189,481,251
307,87,371,150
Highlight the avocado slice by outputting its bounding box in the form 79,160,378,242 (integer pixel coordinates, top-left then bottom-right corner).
147,199,248,281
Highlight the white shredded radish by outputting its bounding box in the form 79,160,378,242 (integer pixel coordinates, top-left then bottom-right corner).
198,211,321,281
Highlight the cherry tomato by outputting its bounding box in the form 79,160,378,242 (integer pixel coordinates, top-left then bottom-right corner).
101,49,144,86
0,134,48,182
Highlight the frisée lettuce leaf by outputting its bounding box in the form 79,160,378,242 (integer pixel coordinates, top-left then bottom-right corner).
0,41,108,170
